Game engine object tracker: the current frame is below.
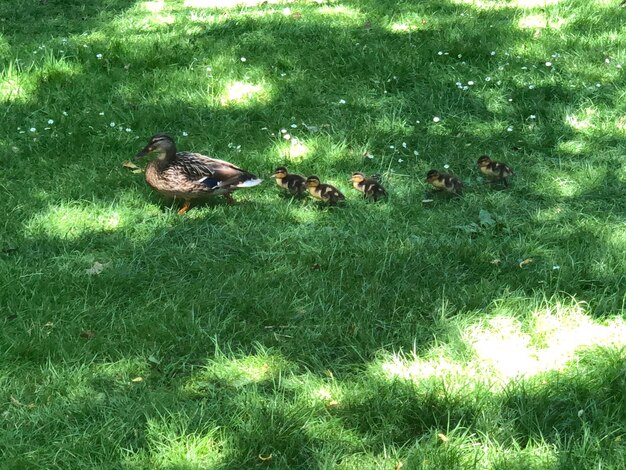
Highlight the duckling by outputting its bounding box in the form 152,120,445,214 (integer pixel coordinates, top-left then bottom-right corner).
350,172,387,201
135,134,262,214
305,176,345,205
477,155,514,187
270,166,307,196
426,169,463,195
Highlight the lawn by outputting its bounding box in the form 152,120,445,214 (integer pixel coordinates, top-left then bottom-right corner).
1,0,625,468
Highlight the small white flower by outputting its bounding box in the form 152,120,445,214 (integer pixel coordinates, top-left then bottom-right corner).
44,127,50,130
83,44,88,48
290,124,297,128
437,51,443,55
552,53,559,58
413,150,419,156
553,265,560,270
433,116,441,123
596,83,601,88
282,7,291,15
182,131,188,137
468,80,474,86
47,119,54,124
389,145,395,149
508,98,513,102
96,53,103,59
283,133,291,140
507,127,513,132
462,86,469,91
30,127,36,132
19,131,25,134
280,128,287,134
521,66,528,70
110,122,115,127
62,111,68,116
490,51,496,56
398,158,403,163
415,120,420,124
617,64,623,69
605,58,610,64
485,77,492,81
529,114,536,119
99,112,105,116
280,73,286,77
443,164,450,169
240,57,247,62
402,142,407,148
546,61,552,67
457,54,462,58
528,84,535,89
455,81,462,86
339,99,346,104
125,128,132,132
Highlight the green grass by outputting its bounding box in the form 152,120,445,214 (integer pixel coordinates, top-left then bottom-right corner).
1,0,625,468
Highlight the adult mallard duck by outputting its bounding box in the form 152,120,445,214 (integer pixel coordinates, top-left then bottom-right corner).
135,134,262,214
477,155,514,187
270,166,307,196
350,172,387,201
426,169,463,195
305,176,345,205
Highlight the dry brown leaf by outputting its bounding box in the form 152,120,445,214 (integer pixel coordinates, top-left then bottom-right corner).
85,261,109,275
80,330,95,339
437,432,449,443
122,160,143,174
395,462,404,470
10,396,24,407
122,160,139,170
291,12,302,20
519,258,534,268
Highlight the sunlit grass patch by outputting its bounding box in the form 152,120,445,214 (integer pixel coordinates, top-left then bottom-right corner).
25,204,131,240
219,80,272,107
140,416,225,468
379,297,626,388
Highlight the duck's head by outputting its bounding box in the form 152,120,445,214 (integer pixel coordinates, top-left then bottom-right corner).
271,166,288,179
306,176,321,188
426,169,440,183
477,155,491,168
350,172,366,183
136,134,176,160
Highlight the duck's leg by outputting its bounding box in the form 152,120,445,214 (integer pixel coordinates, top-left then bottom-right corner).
224,193,234,205
178,199,192,215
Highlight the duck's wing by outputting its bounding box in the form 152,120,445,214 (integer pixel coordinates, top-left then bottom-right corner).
172,152,243,178
174,152,262,189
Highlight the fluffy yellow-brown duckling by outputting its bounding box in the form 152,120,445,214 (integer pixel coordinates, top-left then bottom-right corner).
426,169,463,195
477,155,514,187
270,166,307,196
305,176,345,205
350,172,387,201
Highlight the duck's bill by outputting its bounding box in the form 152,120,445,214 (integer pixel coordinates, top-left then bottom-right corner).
135,146,152,159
